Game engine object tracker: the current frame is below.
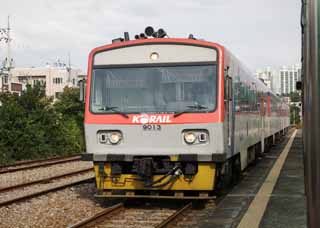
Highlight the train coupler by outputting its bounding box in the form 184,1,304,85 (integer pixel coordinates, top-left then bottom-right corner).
134,157,153,185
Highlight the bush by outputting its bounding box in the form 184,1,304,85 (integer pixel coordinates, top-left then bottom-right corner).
0,85,84,165
290,104,301,124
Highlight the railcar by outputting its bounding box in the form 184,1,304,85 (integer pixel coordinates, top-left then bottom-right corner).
82,27,290,199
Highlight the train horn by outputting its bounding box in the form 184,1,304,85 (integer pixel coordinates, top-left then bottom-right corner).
145,26,155,37
134,34,140,40
157,28,167,38
140,33,147,39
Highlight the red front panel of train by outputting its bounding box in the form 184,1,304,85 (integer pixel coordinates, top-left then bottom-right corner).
84,38,225,125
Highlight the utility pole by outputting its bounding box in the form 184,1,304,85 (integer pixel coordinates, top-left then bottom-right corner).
66,52,72,87
0,16,13,92
6,16,12,71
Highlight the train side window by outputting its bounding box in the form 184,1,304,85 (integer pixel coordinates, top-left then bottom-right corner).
234,79,241,111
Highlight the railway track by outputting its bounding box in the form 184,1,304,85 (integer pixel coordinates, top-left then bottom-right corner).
68,203,125,228
0,168,93,193
0,169,94,207
0,155,81,174
67,202,194,228
155,202,193,228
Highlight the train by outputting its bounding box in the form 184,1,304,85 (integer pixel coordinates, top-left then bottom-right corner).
82,27,290,199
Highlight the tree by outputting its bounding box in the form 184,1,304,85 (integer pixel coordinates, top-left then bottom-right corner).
53,87,85,152
290,92,301,102
53,87,84,125
0,92,24,163
290,104,301,124
0,84,84,164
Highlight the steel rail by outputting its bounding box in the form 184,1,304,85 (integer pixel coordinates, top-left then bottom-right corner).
0,155,81,169
67,203,124,228
0,155,81,174
0,177,94,207
0,167,93,193
155,202,193,228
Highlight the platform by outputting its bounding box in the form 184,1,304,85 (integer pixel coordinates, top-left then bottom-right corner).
259,130,306,228
195,129,307,228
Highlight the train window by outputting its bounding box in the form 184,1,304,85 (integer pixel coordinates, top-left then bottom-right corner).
90,64,218,114
234,82,240,111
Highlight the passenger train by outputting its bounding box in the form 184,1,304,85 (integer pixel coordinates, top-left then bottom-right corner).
82,27,290,198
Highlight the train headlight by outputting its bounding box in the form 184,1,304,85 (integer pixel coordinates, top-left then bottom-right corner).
150,52,159,61
109,132,122,144
184,132,197,144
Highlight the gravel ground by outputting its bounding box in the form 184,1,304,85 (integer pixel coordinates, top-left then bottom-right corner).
0,183,107,228
93,207,176,228
0,156,80,171
0,172,94,204
0,161,93,189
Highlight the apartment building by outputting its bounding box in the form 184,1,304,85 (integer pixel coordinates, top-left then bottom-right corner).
279,64,301,95
10,66,85,99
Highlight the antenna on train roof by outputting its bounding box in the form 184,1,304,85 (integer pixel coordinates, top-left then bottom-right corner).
124,32,130,41
112,32,130,43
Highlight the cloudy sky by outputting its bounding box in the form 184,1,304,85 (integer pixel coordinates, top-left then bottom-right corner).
0,0,301,72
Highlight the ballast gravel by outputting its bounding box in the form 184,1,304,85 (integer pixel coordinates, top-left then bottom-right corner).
0,183,106,228
0,160,93,189
0,172,94,204
93,208,176,228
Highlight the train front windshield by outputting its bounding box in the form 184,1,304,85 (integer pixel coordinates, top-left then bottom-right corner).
90,65,217,114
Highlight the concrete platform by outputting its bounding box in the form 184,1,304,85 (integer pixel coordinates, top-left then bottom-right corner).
260,131,306,228
195,129,306,228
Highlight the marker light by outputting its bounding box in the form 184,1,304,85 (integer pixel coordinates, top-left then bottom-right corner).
109,132,122,144
198,132,208,143
184,132,197,144
150,52,159,61
99,133,108,143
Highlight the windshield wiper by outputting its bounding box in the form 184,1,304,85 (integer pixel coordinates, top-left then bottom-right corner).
98,106,129,119
186,104,208,110
173,104,208,118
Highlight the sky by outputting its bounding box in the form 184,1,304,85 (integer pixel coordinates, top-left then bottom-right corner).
0,0,301,72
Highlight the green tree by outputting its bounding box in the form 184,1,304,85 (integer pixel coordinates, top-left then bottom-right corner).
290,104,301,124
53,87,85,152
53,87,84,127
0,92,24,163
290,92,301,102
0,84,83,164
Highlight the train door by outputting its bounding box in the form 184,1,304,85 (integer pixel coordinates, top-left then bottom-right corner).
225,75,235,156
260,96,266,152
267,94,271,137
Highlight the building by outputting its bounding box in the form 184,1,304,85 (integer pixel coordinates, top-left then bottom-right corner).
0,72,9,92
10,65,85,99
279,64,301,95
255,67,275,92
0,70,23,95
